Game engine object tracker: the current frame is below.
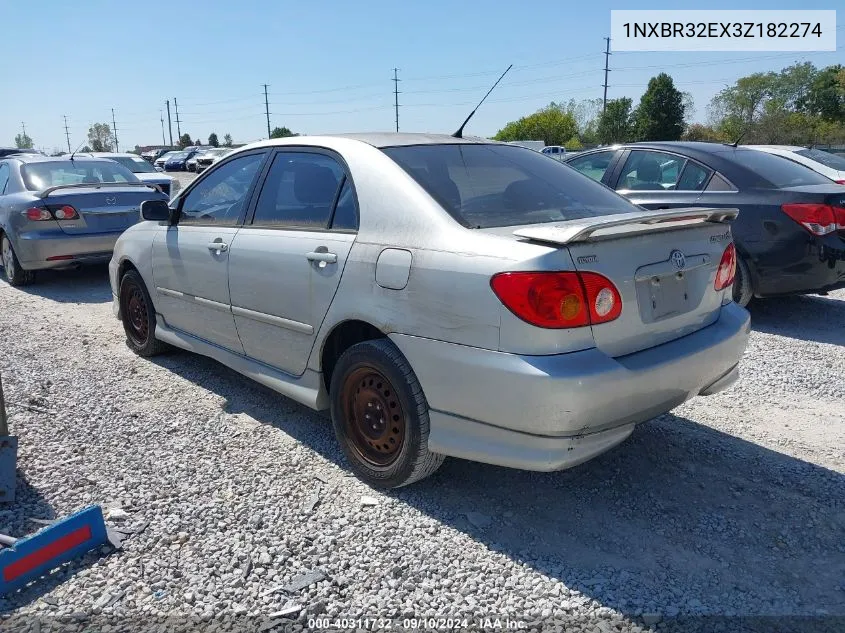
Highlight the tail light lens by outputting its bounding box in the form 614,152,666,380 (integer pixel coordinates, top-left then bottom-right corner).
835,179,845,185
23,205,79,221
714,243,736,291
781,203,837,236
52,205,79,220
25,207,52,221
834,206,845,230
490,271,621,329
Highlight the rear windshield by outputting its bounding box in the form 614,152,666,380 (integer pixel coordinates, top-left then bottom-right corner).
109,156,157,173
21,160,140,191
729,149,831,188
795,148,845,171
382,144,639,228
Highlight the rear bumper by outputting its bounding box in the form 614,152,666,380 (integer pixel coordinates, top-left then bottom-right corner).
14,231,122,271
390,302,750,471
750,235,845,297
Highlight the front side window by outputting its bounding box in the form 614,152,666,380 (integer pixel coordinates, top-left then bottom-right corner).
617,151,685,191
383,144,640,229
252,152,344,228
179,153,265,226
566,150,615,182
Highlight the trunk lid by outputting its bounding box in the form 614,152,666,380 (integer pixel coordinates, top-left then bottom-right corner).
512,207,739,357
38,185,162,235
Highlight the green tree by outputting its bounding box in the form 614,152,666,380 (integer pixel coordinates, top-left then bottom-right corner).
15,133,33,149
806,64,845,122
595,97,634,144
635,73,686,141
80,145,92,152
178,133,193,149
493,104,578,146
563,137,583,151
87,123,114,152
208,133,219,147
270,126,296,138
223,133,233,147
681,123,726,142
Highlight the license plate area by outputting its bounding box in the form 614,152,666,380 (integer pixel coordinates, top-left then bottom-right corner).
636,271,691,322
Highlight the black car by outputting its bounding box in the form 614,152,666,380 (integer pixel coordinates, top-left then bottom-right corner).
564,142,845,306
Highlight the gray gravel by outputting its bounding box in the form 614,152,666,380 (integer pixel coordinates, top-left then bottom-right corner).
0,265,843,632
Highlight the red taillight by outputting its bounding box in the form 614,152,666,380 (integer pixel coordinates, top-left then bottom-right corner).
714,243,736,291
835,179,845,185
25,207,52,221
781,203,837,236
834,206,845,230
46,255,74,261
490,271,621,329
53,205,79,220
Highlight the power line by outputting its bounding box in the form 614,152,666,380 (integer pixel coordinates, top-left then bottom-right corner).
63,115,71,153
111,108,119,152
263,83,271,138
602,37,611,113
392,68,401,132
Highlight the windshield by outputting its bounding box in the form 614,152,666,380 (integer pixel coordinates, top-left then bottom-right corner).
21,160,141,190
795,148,845,171
382,143,639,228
109,156,157,173
168,152,188,160
728,149,831,188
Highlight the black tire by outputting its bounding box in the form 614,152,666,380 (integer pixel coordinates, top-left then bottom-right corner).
1,234,34,287
119,269,169,357
732,255,753,308
330,339,444,489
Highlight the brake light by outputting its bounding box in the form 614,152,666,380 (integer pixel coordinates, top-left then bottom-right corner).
781,203,837,236
835,180,845,185
714,243,736,291
53,205,79,220
834,206,845,230
490,271,621,329
25,207,52,221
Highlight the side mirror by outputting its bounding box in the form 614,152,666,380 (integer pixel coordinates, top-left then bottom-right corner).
141,199,171,222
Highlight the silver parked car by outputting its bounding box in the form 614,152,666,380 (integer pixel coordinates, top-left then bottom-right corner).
1,154,168,286
82,152,181,198
109,134,750,488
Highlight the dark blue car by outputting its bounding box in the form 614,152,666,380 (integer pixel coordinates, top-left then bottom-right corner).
164,149,199,171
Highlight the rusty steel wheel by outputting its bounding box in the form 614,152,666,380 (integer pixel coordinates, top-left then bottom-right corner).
341,367,406,467
330,339,445,488
119,270,169,357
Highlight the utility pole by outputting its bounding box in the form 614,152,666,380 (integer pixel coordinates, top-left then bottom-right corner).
21,122,27,142
392,68,401,132
602,37,612,113
165,100,173,146
63,115,72,153
111,108,119,152
263,83,271,138
160,111,166,145
173,98,182,141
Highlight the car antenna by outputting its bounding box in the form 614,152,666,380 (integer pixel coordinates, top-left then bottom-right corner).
725,130,746,148
68,140,87,162
452,64,513,139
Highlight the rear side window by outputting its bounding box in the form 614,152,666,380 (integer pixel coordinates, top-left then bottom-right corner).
252,152,344,229
795,148,845,171
677,161,713,191
566,151,615,182
383,144,638,229
727,149,831,188
0,163,9,194
617,150,685,190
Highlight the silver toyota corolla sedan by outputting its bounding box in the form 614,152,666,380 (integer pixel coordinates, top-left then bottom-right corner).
1,154,168,285
109,134,750,488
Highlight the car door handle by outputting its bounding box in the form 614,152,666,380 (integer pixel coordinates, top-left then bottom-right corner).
306,251,337,264
208,242,229,252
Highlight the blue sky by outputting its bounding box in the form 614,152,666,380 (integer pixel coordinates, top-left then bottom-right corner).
3,1,842,152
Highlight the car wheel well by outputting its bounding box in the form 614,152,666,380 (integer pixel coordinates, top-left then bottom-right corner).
118,259,139,281
321,320,386,391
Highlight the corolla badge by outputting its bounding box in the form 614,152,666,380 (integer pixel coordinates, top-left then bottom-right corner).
105,196,117,205
670,249,686,270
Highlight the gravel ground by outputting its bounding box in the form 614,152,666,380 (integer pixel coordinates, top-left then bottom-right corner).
0,261,843,632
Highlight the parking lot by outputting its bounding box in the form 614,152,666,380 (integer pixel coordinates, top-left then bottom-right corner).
0,207,843,631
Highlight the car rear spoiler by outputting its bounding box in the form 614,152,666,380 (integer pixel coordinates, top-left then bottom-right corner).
513,207,739,245
37,182,160,199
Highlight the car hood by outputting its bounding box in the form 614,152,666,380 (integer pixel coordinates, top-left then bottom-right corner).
134,173,173,184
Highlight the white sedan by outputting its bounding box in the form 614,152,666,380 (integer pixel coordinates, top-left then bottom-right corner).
84,152,181,198
745,145,845,184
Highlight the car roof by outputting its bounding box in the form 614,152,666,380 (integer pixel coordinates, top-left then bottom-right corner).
249,132,494,149
2,154,119,164
85,152,141,158
743,145,805,152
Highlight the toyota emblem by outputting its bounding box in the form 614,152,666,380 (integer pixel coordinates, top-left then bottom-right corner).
670,250,686,270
